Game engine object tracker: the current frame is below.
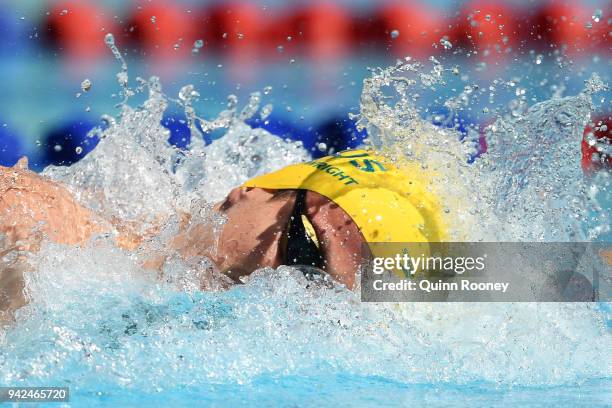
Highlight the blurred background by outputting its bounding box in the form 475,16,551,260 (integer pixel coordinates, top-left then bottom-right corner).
0,0,609,171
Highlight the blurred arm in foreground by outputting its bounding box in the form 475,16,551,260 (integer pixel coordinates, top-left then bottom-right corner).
0,158,365,321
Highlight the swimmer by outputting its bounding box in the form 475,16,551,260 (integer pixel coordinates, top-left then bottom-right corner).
0,150,446,319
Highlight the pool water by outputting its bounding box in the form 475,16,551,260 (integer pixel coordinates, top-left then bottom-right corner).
76,377,612,407
2,259,610,407
1,48,610,406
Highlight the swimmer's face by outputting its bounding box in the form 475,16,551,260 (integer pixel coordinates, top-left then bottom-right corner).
212,187,296,280
212,187,367,288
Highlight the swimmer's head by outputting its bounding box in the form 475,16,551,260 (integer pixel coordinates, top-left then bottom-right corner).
212,186,367,288
243,149,448,256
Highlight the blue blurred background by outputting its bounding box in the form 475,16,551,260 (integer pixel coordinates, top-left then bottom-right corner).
0,0,609,170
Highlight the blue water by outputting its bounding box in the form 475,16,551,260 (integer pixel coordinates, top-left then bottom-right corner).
69,377,612,407
1,34,610,407
2,255,610,407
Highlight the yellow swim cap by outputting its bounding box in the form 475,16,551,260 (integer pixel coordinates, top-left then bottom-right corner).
243,149,448,266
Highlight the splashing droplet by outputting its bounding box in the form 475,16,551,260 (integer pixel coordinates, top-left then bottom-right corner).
81,79,92,92
439,37,453,50
390,30,400,39
192,39,204,55
178,85,200,102
583,72,607,95
104,33,115,46
592,9,602,23
116,72,128,87
260,104,273,120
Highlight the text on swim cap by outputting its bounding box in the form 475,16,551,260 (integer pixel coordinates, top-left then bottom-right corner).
307,160,359,186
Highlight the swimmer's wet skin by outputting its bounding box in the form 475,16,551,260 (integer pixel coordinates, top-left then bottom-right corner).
121,148,448,289
241,149,448,283
0,149,447,318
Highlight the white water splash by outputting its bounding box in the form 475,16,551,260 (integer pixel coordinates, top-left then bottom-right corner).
2,243,609,389
352,57,610,242
1,41,610,395
44,72,308,232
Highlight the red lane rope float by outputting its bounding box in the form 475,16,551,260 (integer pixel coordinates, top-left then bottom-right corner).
46,0,116,59
350,8,388,54
128,1,196,58
201,2,264,58
457,0,518,60
537,1,605,56
304,2,353,60
267,2,353,60
582,114,611,173
43,2,607,59
379,1,448,59
263,7,301,57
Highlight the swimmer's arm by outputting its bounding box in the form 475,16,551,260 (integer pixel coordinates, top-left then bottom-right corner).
0,247,28,323
168,216,218,260
0,159,142,251
0,159,106,248
167,187,295,281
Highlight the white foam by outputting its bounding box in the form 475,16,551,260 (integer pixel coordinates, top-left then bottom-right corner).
1,56,609,390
